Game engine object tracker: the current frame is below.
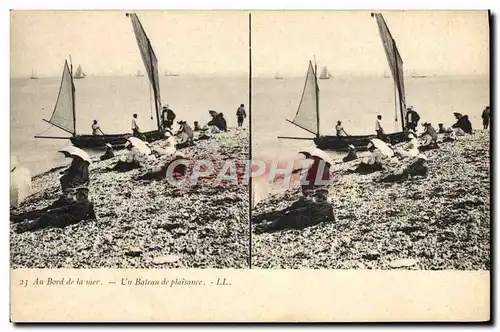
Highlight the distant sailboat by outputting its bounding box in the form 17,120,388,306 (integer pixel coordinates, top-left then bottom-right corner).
318,66,332,80
137,70,145,77
164,70,179,77
411,70,427,79
383,70,391,78
30,69,38,80
275,72,284,80
74,65,86,79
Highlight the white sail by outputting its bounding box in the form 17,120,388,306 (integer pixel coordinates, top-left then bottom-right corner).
319,66,331,79
291,61,319,136
48,61,75,135
30,69,38,79
74,65,85,79
275,72,283,79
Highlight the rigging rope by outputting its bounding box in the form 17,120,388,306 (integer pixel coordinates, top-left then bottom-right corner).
148,80,154,120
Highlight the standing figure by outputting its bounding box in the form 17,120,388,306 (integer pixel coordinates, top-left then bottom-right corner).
375,115,388,142
91,120,104,135
131,113,141,137
335,121,348,136
236,104,246,127
405,106,420,132
162,105,176,129
482,106,490,129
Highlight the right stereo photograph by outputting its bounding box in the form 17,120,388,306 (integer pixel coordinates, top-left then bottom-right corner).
250,11,490,270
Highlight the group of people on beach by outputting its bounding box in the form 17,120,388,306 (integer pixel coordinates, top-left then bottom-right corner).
11,102,248,233
253,104,489,234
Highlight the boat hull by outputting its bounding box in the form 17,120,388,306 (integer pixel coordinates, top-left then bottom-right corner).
70,130,164,150
314,132,407,152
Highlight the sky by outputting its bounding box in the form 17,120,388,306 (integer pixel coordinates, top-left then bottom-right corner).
10,10,249,78
10,10,489,78
252,10,489,77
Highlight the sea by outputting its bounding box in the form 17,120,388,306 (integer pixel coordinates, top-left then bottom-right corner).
10,75,249,176
252,74,490,162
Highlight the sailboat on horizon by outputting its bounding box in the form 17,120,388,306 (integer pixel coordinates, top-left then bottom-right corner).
137,70,144,77
30,69,38,80
164,70,179,77
275,71,284,80
410,70,427,79
318,66,332,80
74,65,86,79
278,12,408,151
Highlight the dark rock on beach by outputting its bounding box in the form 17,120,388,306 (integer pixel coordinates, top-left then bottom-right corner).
11,129,249,269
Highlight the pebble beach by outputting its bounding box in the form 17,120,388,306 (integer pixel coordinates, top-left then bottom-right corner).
252,131,491,270
10,129,250,269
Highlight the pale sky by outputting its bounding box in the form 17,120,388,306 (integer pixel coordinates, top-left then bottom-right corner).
11,10,489,78
10,10,249,78
252,10,489,77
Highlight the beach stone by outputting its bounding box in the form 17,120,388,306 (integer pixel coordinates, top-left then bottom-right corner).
126,247,142,257
152,255,180,265
420,250,434,259
389,258,418,268
363,250,380,260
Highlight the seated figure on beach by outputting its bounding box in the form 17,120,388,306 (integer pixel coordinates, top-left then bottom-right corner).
253,188,335,234
14,187,96,233
135,153,188,181
452,113,473,134
193,121,201,132
253,150,334,233
197,125,212,140
354,141,394,174
438,123,448,134
343,144,358,163
394,132,420,159
11,188,76,223
208,112,228,132
419,122,439,152
100,143,115,161
60,154,90,192
377,154,428,183
108,140,148,173
151,130,177,157
176,121,195,149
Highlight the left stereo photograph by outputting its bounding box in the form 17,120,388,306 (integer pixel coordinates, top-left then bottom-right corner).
10,10,251,268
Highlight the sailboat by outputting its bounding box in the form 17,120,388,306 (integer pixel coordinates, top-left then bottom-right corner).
275,72,284,80
34,60,132,149
125,12,164,142
34,13,165,148
137,70,144,77
383,70,391,78
278,13,408,151
74,65,86,79
410,70,427,79
318,66,332,80
164,70,179,77
30,69,38,80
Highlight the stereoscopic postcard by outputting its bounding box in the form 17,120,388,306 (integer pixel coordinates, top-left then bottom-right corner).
9,9,490,322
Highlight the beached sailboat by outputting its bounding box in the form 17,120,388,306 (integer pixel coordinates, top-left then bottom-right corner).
35,13,165,148
125,12,164,142
74,65,86,79
30,69,38,80
34,59,131,149
318,66,332,80
275,72,284,80
278,13,408,151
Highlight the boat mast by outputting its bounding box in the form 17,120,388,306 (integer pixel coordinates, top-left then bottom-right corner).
313,56,320,138
148,46,161,131
69,54,76,137
392,42,405,132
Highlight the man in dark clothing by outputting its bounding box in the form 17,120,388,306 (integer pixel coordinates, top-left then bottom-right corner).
378,155,428,183
100,143,115,161
438,123,447,134
218,113,228,132
452,113,473,134
236,104,246,127
60,156,90,191
343,145,358,162
161,105,176,129
405,106,420,132
15,187,96,233
193,121,201,131
482,106,490,129
208,112,228,132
